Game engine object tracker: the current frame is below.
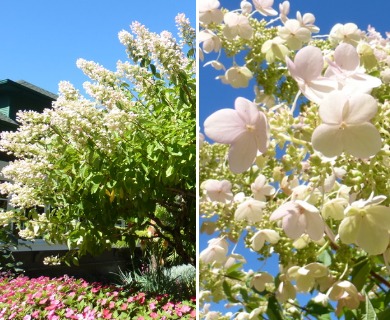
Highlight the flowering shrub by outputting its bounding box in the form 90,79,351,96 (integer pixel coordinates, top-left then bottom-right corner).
200,0,390,319
0,273,196,319
0,14,195,265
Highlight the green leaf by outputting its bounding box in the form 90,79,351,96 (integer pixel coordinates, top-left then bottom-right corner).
222,280,239,303
150,64,157,75
378,307,390,320
266,295,283,320
72,256,79,266
305,300,334,316
165,165,174,178
350,258,371,291
317,249,332,266
363,292,378,320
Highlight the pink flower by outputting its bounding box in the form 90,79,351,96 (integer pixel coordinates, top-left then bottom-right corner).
204,97,269,173
286,46,338,104
270,200,325,241
102,309,112,319
65,308,75,317
325,43,382,93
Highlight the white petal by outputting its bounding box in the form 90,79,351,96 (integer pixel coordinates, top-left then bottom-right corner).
365,206,390,230
204,109,245,144
262,229,280,243
239,23,253,40
343,123,382,158
250,231,266,251
311,124,344,158
343,93,377,124
270,201,298,221
338,215,361,245
319,90,347,124
235,199,265,223
301,78,338,104
356,216,389,255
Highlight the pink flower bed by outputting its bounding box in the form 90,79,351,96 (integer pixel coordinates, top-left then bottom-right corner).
0,273,196,319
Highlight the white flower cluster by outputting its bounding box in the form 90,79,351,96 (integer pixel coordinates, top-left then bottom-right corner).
199,0,390,318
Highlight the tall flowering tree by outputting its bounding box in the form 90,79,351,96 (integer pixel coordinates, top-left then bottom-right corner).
0,15,196,265
200,0,390,318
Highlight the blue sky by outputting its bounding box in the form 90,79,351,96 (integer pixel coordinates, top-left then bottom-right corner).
199,0,390,317
200,0,390,126
0,1,195,96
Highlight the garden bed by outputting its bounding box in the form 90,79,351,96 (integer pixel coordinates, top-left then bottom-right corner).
0,273,196,319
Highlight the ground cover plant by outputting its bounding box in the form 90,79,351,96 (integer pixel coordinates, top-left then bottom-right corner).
0,272,196,320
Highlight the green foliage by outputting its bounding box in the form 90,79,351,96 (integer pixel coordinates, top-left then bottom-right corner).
114,263,195,301
0,227,23,273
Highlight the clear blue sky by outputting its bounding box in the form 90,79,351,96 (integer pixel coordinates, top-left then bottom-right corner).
0,0,195,96
200,0,390,127
199,0,390,317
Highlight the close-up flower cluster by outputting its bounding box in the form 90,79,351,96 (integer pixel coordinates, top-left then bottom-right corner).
199,0,390,319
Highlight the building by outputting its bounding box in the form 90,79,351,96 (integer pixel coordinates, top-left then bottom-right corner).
0,79,57,172
0,79,57,212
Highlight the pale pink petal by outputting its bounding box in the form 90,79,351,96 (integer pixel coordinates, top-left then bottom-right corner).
334,43,360,71
235,97,261,125
254,112,269,153
293,46,324,81
282,211,305,239
311,124,344,157
270,202,298,221
295,200,319,213
343,123,382,158
304,211,325,241
286,56,299,81
318,91,346,124
343,93,377,124
204,109,245,144
229,132,258,173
